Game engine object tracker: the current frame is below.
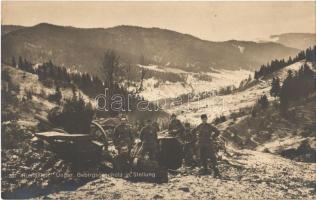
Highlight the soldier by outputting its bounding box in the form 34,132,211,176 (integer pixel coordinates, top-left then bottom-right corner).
183,122,197,166
140,119,159,160
152,121,160,132
113,116,134,155
193,114,221,177
168,114,185,139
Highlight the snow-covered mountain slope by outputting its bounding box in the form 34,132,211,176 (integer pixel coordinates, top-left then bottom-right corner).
3,65,92,102
222,91,316,138
1,65,94,121
137,65,251,101
166,61,314,124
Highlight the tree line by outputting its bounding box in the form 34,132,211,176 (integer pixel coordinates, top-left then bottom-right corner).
250,62,316,119
254,46,316,79
279,63,316,112
10,50,161,117
268,63,316,112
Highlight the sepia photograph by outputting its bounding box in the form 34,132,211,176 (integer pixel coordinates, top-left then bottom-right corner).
1,1,316,199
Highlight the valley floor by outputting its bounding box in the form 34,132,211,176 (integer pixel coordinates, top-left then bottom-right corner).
40,149,316,200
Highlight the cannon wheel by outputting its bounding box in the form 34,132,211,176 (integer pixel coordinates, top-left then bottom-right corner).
89,121,108,145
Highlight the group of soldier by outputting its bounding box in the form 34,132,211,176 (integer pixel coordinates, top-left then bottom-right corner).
112,113,221,178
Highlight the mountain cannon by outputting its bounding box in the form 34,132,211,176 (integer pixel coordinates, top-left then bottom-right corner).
35,114,109,166
35,113,184,183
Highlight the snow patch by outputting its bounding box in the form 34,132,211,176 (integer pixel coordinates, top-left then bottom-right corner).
167,61,312,125
232,44,245,54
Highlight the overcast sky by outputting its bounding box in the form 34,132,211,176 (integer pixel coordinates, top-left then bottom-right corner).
2,1,315,41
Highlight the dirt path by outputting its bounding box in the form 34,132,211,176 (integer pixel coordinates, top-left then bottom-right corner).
40,149,316,200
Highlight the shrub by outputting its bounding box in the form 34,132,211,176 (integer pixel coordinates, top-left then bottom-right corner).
213,115,227,125
258,95,269,109
48,94,95,134
48,86,62,104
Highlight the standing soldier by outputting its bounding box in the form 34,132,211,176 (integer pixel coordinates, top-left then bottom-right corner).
193,114,221,177
168,114,185,139
152,121,160,132
113,116,134,155
140,119,159,160
183,122,197,166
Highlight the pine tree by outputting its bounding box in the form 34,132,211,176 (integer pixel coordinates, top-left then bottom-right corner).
247,74,252,82
102,50,120,115
279,80,290,113
254,71,259,80
270,77,281,98
288,56,293,65
54,92,95,134
287,70,293,79
55,86,62,105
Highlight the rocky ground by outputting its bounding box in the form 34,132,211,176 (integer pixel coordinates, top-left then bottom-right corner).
40,148,316,200
2,119,315,199
1,120,89,199
3,113,314,199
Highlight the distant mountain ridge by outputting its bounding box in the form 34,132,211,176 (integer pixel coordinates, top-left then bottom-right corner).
2,23,299,75
270,33,316,50
1,25,26,35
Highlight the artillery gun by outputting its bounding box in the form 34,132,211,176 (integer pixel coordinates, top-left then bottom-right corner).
35,114,109,168
34,115,184,183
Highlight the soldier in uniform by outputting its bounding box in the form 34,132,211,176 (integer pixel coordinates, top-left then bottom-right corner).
193,114,221,177
152,121,160,132
140,119,159,160
113,116,134,155
183,122,197,166
168,114,185,139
